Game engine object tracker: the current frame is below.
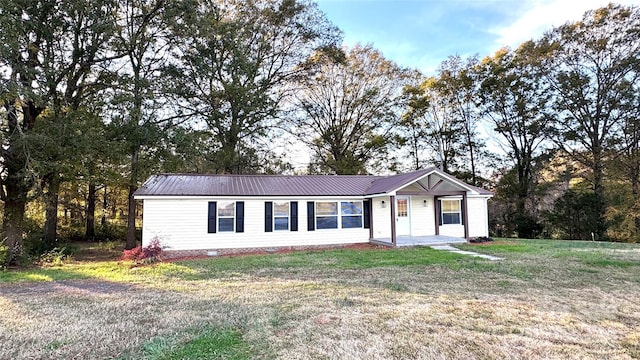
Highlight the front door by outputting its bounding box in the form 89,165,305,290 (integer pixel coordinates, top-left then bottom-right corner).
396,196,411,235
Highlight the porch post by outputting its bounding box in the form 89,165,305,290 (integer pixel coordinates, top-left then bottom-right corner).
434,196,440,235
390,195,396,246
368,199,373,240
462,192,469,239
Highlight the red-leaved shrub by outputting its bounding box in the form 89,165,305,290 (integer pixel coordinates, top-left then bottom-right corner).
121,238,164,262
140,238,164,261
121,246,142,261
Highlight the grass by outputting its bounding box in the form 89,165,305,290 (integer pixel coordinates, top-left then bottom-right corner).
1,239,640,359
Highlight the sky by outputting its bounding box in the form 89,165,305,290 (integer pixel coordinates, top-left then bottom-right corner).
316,0,640,74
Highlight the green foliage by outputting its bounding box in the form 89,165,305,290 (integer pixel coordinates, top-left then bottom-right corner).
545,190,606,240
541,3,640,238
166,0,339,174
0,241,9,269
95,223,128,242
39,247,74,267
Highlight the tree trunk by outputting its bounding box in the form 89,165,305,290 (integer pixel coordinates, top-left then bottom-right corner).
125,147,139,250
465,125,477,186
85,182,96,240
2,178,28,259
43,173,61,247
592,149,606,239
2,99,39,261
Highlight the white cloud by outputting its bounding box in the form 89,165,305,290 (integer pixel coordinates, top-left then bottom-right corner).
490,0,639,50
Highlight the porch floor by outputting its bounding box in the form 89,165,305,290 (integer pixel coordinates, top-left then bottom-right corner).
371,235,467,247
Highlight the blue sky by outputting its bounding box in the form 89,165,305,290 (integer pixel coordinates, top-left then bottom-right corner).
316,0,640,74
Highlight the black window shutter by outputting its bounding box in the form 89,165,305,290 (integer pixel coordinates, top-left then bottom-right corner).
208,202,217,233
307,201,315,231
363,199,371,229
265,201,273,232
290,201,298,231
236,201,244,233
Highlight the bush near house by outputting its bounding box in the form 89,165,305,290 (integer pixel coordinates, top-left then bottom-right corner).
121,238,164,263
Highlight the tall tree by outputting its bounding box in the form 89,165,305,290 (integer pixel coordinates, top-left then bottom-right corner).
110,0,173,250
293,45,409,174
402,76,464,173
435,55,483,185
0,0,118,257
399,72,430,171
540,4,640,238
476,44,553,237
167,0,339,174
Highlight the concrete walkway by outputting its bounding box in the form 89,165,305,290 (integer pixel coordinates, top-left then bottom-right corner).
430,245,503,261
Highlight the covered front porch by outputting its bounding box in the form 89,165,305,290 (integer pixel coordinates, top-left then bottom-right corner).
370,235,467,247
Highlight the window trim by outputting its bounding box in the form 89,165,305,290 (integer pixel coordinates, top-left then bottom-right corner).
440,199,462,225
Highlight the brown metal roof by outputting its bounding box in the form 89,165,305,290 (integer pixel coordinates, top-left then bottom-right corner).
134,169,493,197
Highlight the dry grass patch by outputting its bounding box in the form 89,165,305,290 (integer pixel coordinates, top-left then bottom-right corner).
1,240,640,359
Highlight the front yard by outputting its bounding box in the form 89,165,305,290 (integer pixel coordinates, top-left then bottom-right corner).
1,239,640,359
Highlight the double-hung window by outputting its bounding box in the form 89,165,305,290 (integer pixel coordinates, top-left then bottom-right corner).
314,201,364,229
341,201,363,228
440,199,461,225
316,202,338,229
217,201,235,232
274,201,290,231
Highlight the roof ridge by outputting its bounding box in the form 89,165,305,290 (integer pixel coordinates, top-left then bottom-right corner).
153,173,384,178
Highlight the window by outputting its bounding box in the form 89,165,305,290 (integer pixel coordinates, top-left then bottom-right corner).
341,201,363,228
397,198,408,217
313,201,363,229
208,201,243,233
441,199,461,225
316,202,338,229
218,201,235,232
274,201,290,231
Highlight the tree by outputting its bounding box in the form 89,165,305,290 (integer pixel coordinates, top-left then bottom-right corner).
293,45,409,174
540,4,640,238
110,0,175,250
546,189,604,240
166,0,339,174
0,0,119,257
435,55,484,185
402,76,463,173
399,72,431,171
476,45,553,237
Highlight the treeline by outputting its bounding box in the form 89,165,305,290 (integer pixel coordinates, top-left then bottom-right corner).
0,1,638,264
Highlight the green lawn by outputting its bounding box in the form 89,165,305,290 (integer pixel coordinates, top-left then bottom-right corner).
2,239,640,359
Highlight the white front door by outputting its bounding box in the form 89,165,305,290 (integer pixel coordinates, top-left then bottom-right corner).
396,196,411,235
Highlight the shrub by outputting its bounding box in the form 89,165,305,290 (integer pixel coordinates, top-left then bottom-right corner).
95,223,127,242
0,241,9,270
140,238,164,261
122,246,142,261
39,247,73,266
121,238,164,263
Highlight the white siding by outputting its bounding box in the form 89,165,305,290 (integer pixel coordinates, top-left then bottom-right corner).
410,196,436,236
467,196,490,237
141,197,369,251
439,224,465,237
371,196,391,239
